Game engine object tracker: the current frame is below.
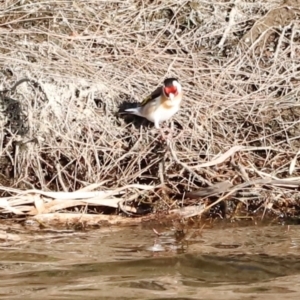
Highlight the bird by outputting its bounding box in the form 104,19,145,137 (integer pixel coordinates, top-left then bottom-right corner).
122,78,183,138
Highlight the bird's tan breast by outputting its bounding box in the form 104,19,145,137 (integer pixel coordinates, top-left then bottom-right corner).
161,92,183,109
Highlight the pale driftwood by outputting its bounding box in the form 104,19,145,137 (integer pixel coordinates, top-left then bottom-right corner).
0,205,26,215
28,197,122,215
0,183,158,217
0,183,157,200
0,230,21,242
32,213,144,225
0,189,120,200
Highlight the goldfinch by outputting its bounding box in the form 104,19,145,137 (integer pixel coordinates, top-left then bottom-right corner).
123,78,183,129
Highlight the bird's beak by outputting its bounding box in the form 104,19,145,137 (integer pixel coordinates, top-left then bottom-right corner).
169,93,175,101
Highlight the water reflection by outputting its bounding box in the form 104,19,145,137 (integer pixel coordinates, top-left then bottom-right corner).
1,223,300,299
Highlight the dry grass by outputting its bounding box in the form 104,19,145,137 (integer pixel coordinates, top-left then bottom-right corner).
1,0,300,223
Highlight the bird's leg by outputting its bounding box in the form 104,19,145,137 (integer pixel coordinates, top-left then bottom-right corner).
159,127,169,141
165,121,186,141
155,120,167,141
157,123,174,141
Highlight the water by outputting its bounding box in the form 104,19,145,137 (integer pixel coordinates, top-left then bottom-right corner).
1,221,300,299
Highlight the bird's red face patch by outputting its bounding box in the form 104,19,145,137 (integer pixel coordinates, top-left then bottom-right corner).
164,86,178,97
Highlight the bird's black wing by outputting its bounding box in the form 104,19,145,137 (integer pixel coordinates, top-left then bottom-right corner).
140,86,163,107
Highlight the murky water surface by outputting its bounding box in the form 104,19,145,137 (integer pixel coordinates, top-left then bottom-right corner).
1,221,300,299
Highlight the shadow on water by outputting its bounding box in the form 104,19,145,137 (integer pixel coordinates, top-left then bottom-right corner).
1,222,300,299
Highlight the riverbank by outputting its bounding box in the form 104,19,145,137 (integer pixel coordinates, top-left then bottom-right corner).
1,0,300,225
